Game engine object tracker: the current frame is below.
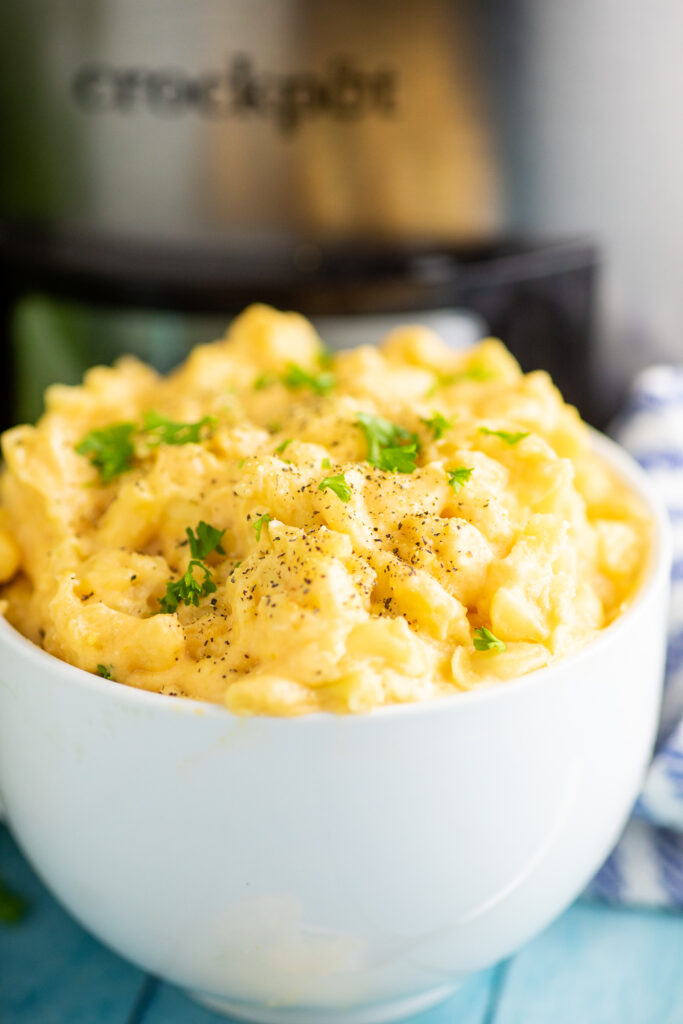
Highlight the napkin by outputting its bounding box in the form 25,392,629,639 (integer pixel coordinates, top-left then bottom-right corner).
588,366,683,907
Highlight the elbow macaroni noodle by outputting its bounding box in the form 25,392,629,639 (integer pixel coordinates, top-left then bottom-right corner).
0,305,650,715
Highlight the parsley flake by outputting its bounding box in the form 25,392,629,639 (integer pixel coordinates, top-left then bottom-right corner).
96,664,114,680
422,412,454,440
379,443,419,473
458,364,495,382
447,466,474,493
76,407,219,483
75,423,136,483
318,343,334,369
356,413,420,473
322,457,331,469
473,627,506,652
319,473,351,503
254,372,278,391
186,521,226,560
427,364,495,397
275,439,293,455
253,513,271,541
478,427,530,447
282,363,335,395
159,560,216,614
142,411,215,446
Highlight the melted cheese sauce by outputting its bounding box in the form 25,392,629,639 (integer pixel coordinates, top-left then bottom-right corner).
0,305,650,714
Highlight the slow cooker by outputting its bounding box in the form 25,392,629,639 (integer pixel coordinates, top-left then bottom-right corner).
0,0,598,425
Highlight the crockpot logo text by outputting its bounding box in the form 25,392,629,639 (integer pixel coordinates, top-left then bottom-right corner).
72,54,398,134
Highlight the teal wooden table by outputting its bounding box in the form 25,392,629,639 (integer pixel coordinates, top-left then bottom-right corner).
2,824,683,1024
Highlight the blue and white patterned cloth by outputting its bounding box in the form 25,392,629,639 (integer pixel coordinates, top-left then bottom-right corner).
589,366,683,907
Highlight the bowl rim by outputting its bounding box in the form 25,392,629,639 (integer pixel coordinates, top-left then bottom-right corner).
0,427,672,726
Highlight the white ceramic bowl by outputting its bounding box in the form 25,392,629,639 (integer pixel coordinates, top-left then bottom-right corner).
0,432,672,1024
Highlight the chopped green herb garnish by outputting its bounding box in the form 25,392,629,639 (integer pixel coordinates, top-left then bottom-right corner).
357,412,407,464
0,876,28,925
253,513,271,541
478,427,530,447
322,457,332,469
473,627,506,652
233,561,242,570
447,466,474,493
356,413,420,473
282,363,335,395
378,443,419,474
75,423,136,483
275,439,293,455
318,343,334,369
446,364,495,385
142,411,215,446
254,372,278,391
427,364,495,397
159,560,216,614
422,412,454,440
76,408,218,483
319,473,351,503
238,457,247,469
96,664,114,680
186,521,225,560
459,364,495,381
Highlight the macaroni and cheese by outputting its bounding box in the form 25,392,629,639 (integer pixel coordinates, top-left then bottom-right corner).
0,305,650,714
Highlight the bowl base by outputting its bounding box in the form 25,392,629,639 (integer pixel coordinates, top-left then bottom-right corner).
189,984,456,1024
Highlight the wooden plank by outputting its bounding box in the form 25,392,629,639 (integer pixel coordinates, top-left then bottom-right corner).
141,967,498,1023
0,824,145,1024
407,968,498,1024
491,902,683,1024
